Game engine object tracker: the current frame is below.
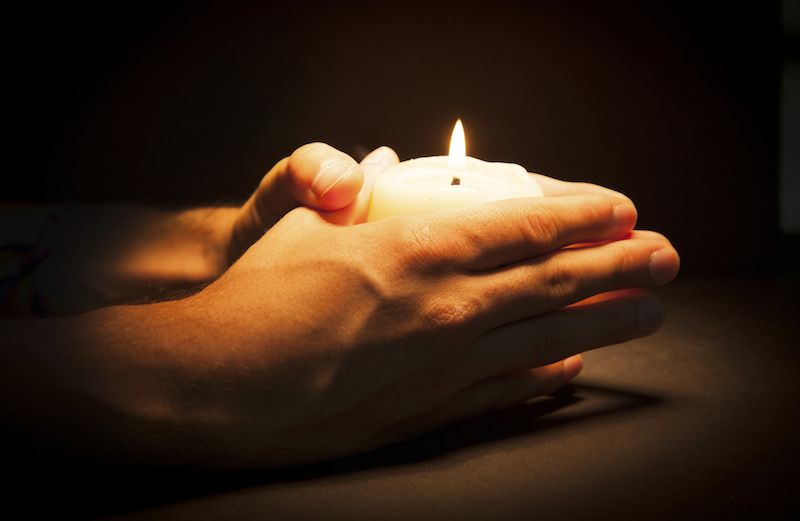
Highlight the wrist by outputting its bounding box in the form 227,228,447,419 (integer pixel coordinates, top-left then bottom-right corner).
66,205,239,305
172,206,239,276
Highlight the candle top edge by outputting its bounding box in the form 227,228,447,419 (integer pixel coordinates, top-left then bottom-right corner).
397,155,524,168
374,155,542,195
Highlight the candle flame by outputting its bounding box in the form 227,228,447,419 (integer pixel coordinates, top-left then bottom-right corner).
448,118,466,168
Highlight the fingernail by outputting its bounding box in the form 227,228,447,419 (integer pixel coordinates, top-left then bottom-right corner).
638,297,664,334
613,203,637,228
311,159,359,198
361,146,395,166
562,355,583,380
649,248,679,284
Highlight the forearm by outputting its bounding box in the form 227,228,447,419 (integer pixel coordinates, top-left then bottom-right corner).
0,300,213,466
1,203,240,315
93,205,237,298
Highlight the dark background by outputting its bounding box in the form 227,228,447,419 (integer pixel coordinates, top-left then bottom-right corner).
5,1,784,275
4,3,799,519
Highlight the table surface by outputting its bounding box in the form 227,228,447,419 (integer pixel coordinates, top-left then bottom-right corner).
17,277,800,520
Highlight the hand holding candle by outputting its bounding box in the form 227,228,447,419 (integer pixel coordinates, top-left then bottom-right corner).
3,131,679,469
367,119,543,222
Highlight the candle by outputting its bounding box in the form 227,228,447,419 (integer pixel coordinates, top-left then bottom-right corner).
366,119,543,222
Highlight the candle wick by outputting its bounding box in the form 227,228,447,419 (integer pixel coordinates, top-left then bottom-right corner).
451,176,461,186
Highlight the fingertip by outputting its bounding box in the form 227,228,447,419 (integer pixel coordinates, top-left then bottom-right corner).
314,162,365,210
361,146,400,167
613,200,638,231
649,247,681,285
287,143,364,210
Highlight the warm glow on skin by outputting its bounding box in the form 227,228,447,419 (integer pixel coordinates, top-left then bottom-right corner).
0,142,679,469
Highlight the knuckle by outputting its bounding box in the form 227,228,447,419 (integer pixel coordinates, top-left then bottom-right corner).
454,225,486,266
612,241,645,284
542,258,580,301
393,217,447,272
421,295,480,332
583,194,614,222
521,207,560,247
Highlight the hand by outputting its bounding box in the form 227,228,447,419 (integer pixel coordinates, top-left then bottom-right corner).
72,187,678,468
22,144,397,314
226,143,399,260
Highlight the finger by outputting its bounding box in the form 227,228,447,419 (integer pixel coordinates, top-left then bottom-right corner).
461,291,661,382
359,147,400,213
385,193,637,272
370,357,581,447
569,287,648,307
229,143,363,260
563,229,671,250
320,146,400,226
529,173,629,199
283,142,366,211
471,231,679,328
361,146,400,173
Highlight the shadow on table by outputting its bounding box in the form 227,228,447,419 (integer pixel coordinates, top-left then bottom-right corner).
328,381,664,471
29,381,665,518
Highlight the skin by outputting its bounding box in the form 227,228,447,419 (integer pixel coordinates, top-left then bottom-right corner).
0,143,679,468
0,144,385,314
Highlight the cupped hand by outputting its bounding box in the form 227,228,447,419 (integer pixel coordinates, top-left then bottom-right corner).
225,143,399,261
94,188,679,468
28,144,396,314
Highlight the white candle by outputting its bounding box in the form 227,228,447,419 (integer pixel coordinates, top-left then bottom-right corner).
367,119,542,222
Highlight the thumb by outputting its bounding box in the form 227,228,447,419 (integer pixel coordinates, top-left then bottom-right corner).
264,142,365,214
321,146,400,226
228,143,363,262
294,143,365,210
